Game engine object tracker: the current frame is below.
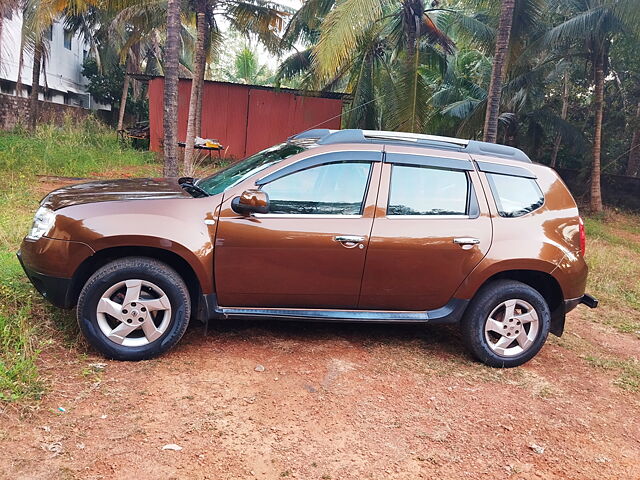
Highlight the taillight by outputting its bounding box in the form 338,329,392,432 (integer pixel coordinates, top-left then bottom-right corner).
578,216,586,256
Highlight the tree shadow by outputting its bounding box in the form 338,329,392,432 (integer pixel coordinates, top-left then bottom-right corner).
194,317,471,363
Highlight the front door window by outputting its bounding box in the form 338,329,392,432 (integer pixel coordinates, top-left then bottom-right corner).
262,162,372,215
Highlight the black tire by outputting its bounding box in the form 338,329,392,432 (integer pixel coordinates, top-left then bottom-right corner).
461,280,550,368
77,257,190,361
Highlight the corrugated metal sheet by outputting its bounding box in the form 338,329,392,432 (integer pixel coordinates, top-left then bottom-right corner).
148,78,344,158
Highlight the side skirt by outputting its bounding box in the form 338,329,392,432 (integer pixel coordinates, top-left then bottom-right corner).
199,294,468,325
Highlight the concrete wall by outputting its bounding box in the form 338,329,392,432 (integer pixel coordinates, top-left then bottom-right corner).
0,92,89,130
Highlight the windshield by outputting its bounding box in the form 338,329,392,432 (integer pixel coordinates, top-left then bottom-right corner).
196,143,306,195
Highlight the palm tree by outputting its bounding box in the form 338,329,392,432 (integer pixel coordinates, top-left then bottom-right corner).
543,0,640,212
182,0,290,174
20,0,110,130
549,69,569,168
482,0,515,142
163,0,180,176
22,0,60,131
289,0,454,133
183,0,208,176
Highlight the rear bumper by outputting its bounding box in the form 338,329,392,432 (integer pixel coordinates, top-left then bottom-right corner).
17,250,74,308
565,293,599,313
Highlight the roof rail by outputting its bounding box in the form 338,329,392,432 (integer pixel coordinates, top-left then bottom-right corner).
465,140,531,163
288,129,335,141
288,129,531,163
362,130,469,147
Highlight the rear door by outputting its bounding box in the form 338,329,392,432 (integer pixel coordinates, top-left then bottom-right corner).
359,148,492,311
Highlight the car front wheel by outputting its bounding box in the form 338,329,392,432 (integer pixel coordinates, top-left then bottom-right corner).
461,280,550,368
77,257,190,361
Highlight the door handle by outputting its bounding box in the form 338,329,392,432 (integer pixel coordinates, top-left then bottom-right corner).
334,235,365,243
334,235,365,249
453,237,480,246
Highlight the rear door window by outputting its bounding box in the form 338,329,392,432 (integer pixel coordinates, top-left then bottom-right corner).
387,165,469,216
486,173,544,217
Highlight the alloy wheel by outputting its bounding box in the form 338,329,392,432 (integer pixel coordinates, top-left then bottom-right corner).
96,279,172,347
483,298,540,357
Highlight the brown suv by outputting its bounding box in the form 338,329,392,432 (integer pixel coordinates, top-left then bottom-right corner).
18,129,597,367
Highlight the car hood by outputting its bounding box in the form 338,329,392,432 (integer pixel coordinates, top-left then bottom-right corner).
41,178,192,211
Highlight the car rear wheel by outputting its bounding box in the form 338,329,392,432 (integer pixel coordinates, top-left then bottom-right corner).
461,280,550,368
77,257,190,361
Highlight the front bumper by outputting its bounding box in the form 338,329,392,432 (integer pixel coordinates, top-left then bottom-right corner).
17,250,74,308
17,236,94,309
565,293,599,314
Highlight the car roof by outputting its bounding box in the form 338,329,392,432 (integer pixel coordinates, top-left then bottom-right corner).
288,129,532,164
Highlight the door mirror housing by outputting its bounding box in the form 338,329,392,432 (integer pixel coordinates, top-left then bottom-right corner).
231,189,270,215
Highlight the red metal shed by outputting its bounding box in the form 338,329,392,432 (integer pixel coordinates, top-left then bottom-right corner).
147,78,346,159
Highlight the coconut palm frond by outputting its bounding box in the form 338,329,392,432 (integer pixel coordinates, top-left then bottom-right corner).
275,47,312,84
225,1,292,54
314,0,388,79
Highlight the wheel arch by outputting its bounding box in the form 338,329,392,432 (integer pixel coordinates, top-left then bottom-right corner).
473,269,565,337
69,246,204,318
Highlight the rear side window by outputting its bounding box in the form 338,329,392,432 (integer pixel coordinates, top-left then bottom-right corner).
487,173,544,217
387,165,469,216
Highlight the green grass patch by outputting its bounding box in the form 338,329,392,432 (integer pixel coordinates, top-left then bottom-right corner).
584,216,640,255
583,355,640,392
583,215,640,337
0,117,157,402
0,251,43,401
0,117,156,178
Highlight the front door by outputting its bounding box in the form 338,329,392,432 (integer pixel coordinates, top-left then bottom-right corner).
215,156,383,308
359,150,492,311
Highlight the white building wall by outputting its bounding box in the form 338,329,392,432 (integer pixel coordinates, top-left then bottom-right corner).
0,11,110,110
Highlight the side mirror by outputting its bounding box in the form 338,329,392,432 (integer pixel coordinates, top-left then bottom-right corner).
231,189,270,215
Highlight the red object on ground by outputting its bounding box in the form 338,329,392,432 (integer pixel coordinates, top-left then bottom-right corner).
148,78,346,159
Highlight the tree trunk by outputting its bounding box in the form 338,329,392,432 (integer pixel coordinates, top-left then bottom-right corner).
0,14,4,73
163,0,181,177
625,101,640,177
550,70,570,169
130,42,141,102
183,8,207,176
482,0,515,143
28,42,42,132
16,24,26,96
590,53,605,213
195,38,207,138
117,69,130,132
118,51,136,131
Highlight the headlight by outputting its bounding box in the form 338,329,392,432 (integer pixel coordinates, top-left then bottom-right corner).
26,206,56,240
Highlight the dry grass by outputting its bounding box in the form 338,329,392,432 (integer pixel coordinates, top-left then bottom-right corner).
584,218,640,337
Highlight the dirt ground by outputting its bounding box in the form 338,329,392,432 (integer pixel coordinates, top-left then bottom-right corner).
2,175,638,479
0,309,638,480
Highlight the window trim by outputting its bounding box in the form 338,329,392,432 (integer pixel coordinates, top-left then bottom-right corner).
475,160,536,179
254,214,363,219
259,160,375,217
485,172,545,218
384,152,474,171
255,149,382,186
385,164,479,219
